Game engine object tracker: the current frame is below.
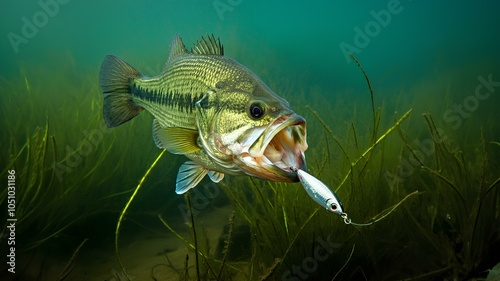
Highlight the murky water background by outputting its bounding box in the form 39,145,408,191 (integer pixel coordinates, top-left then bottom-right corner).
1,1,499,280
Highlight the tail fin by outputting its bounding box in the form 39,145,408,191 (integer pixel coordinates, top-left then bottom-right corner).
99,55,144,128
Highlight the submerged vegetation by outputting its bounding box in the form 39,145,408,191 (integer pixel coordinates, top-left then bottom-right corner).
0,55,167,278
114,57,500,280
1,52,498,281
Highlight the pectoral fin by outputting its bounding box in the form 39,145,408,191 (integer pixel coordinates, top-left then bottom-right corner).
207,171,224,183
176,161,207,194
152,119,200,154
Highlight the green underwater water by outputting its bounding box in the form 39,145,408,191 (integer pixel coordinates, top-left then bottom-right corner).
1,1,500,280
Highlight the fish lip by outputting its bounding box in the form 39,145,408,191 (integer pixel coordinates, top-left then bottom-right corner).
238,113,308,182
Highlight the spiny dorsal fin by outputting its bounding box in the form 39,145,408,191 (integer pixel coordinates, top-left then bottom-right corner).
191,34,224,55
167,34,188,63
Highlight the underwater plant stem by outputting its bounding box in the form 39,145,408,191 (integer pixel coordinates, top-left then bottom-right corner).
469,129,494,261
470,176,500,262
159,215,195,247
317,133,332,176
29,119,49,207
421,166,467,209
186,193,201,281
57,238,89,281
482,177,500,200
359,109,411,164
280,208,320,264
404,265,454,280
25,217,84,251
306,105,351,163
336,109,412,192
217,211,235,280
261,258,282,281
158,215,226,277
479,128,488,193
348,53,376,142
331,243,355,281
115,149,166,281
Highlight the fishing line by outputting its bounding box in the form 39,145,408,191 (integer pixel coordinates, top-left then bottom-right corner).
294,167,419,227
340,190,419,227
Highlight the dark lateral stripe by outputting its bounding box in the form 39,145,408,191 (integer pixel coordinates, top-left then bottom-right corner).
131,84,203,113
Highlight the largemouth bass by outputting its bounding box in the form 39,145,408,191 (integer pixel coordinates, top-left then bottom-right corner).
99,34,308,194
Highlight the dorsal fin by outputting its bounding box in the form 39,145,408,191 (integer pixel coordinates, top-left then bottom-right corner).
167,34,188,63
191,34,224,55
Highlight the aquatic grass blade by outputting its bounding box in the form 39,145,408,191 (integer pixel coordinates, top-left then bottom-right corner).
115,149,166,281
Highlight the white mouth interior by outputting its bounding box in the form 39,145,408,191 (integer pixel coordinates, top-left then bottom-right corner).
259,125,307,171
231,115,308,179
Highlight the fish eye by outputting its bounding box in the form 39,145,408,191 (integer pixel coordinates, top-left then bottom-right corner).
330,204,338,211
249,102,265,119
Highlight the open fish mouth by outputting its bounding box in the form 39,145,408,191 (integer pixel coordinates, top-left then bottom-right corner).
236,114,308,182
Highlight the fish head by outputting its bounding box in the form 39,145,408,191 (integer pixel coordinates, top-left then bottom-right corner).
206,73,308,182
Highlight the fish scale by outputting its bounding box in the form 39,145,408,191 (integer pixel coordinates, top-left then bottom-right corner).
99,34,307,194
131,56,244,129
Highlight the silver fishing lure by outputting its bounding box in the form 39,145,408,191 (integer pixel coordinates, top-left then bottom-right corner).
293,168,344,216
291,168,417,226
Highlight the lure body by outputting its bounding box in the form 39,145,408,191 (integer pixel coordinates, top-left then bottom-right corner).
296,169,344,215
